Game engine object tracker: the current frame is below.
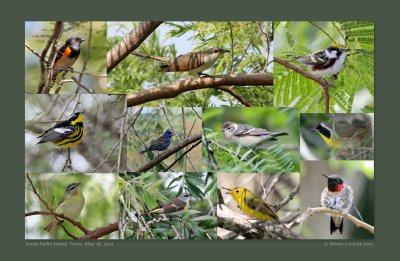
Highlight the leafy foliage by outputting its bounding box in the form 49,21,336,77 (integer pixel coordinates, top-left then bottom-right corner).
119,172,217,239
107,21,273,106
202,107,300,173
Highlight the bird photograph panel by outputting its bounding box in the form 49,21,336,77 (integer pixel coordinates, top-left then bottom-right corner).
217,172,300,239
126,107,202,172
25,21,107,94
118,172,217,240
25,173,119,239
25,94,126,173
300,113,374,160
299,161,374,239
203,107,300,173
107,21,273,107
273,21,374,113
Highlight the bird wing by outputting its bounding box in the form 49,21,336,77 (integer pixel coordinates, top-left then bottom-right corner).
245,196,279,220
234,124,260,136
55,45,68,64
150,135,169,146
296,50,328,65
160,198,186,213
37,120,71,138
37,126,76,143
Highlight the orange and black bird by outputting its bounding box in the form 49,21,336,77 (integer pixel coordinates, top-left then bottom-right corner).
51,37,85,82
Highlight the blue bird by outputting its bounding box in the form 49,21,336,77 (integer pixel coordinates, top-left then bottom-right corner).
141,130,174,153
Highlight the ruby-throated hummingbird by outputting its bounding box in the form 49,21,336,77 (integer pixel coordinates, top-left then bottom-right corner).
320,173,363,234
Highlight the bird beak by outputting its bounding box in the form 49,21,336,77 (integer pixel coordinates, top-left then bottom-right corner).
341,48,350,52
80,109,86,114
80,39,85,43
322,173,330,179
222,49,230,53
221,187,232,194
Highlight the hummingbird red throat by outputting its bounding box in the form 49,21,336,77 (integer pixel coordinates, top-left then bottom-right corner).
320,173,354,235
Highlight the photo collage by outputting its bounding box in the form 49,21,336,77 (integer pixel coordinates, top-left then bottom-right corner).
24,21,374,240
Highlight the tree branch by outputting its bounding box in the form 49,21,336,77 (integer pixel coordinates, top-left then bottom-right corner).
217,204,299,239
79,222,119,239
107,21,162,73
25,211,90,234
127,73,273,107
137,134,202,172
215,86,252,107
165,140,202,171
38,21,64,94
301,207,374,234
273,57,330,113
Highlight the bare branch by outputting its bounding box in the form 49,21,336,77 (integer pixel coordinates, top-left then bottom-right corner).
25,211,90,234
301,207,374,234
107,21,163,73
127,73,273,107
79,222,119,240
215,86,252,107
38,21,64,94
137,134,202,172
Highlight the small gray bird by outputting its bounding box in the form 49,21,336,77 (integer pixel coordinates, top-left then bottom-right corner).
320,174,362,234
143,192,192,216
132,48,229,77
221,121,289,148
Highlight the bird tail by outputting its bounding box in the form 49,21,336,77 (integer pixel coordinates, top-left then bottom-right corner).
330,216,343,234
131,52,172,64
43,219,58,232
273,132,289,137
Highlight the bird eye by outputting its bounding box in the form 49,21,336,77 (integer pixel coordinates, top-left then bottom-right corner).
214,49,219,53
235,190,239,193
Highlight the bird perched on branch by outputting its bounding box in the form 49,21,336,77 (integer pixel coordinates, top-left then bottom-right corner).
37,110,85,148
132,47,230,77
51,37,85,82
222,186,297,238
141,129,174,153
140,192,192,217
44,182,85,232
312,120,371,150
221,121,289,148
286,44,350,78
320,174,363,234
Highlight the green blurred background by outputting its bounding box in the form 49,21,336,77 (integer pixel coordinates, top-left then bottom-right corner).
25,173,119,239
203,107,300,173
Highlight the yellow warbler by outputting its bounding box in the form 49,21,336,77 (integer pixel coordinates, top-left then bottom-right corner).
224,187,279,222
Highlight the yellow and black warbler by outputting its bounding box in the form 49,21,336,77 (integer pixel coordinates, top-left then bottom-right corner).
37,110,85,148
312,121,370,150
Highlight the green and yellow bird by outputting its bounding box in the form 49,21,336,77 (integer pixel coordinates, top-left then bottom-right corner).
312,121,370,150
37,110,85,148
223,187,279,222
44,182,85,232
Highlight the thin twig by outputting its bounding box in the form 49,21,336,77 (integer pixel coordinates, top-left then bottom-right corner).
92,107,143,172
165,140,202,171
76,21,92,94
308,21,337,44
